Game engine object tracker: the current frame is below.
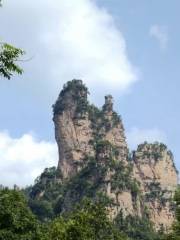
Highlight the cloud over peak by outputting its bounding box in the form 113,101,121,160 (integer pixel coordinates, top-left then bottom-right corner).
1,0,138,98
42,0,138,93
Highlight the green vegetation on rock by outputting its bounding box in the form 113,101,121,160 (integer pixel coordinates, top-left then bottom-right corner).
27,167,63,221
28,140,140,224
115,212,162,240
164,186,180,240
53,79,89,116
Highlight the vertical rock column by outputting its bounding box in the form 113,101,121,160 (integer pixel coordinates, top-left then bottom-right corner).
102,95,128,163
53,80,94,179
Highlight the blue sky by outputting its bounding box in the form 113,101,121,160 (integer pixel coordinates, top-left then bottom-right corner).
0,0,179,186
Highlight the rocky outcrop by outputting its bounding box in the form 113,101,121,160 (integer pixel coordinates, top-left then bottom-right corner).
133,143,178,192
53,79,178,231
53,80,128,179
53,80,95,179
133,143,178,230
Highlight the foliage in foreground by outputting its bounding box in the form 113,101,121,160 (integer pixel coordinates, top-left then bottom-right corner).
0,2,24,80
1,187,180,240
0,189,42,240
164,186,180,240
47,199,126,240
0,43,24,79
0,189,125,240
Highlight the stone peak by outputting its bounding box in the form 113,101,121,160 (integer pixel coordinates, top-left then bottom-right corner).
60,79,88,97
103,95,113,112
53,79,88,115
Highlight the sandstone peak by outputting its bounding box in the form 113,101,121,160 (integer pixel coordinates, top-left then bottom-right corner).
53,79,88,117
51,79,178,231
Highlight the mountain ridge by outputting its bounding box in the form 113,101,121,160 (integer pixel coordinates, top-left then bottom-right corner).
29,79,178,233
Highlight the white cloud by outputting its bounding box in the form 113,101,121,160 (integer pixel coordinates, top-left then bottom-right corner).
0,131,57,188
127,127,167,150
0,0,138,100
41,0,138,93
149,24,168,50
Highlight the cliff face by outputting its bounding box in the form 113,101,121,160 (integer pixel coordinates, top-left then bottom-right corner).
53,79,178,231
53,80,128,179
133,143,178,230
53,81,94,179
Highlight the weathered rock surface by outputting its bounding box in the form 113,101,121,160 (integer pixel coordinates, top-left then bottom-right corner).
53,79,178,231
53,80,95,179
133,143,178,230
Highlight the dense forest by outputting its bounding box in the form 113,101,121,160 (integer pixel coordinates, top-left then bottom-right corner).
0,184,180,240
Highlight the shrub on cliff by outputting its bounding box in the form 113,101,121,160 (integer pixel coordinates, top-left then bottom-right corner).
164,186,180,240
